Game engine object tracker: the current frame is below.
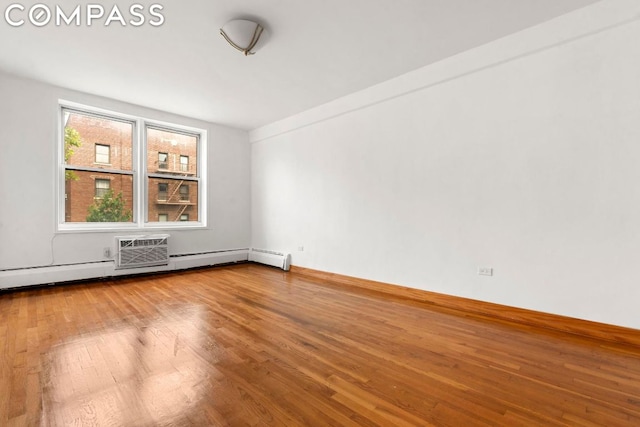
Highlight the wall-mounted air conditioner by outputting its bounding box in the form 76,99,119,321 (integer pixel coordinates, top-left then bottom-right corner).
116,234,170,269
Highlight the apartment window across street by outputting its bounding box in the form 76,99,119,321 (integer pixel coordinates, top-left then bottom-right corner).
158,183,168,201
179,184,189,201
60,103,206,229
95,144,110,164
158,152,168,169
95,178,110,198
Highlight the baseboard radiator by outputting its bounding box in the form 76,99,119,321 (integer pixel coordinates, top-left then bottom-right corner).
116,234,170,269
0,249,249,290
249,248,291,271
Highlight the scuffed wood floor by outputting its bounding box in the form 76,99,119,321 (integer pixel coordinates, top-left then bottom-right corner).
1,263,639,426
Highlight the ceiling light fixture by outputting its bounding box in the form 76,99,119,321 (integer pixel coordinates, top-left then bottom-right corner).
220,19,265,56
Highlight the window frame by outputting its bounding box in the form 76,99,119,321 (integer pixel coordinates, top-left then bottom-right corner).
58,101,207,232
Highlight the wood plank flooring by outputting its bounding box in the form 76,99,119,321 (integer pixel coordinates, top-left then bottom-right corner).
1,263,639,426
290,266,640,348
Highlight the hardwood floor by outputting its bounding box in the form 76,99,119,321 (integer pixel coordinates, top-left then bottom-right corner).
1,263,639,426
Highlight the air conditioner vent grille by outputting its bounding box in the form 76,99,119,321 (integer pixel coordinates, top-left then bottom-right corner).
116,234,170,269
120,237,167,248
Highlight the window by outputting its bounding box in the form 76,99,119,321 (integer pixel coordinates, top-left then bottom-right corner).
147,126,200,223
95,144,110,164
60,103,206,230
180,155,189,173
158,183,168,201
95,178,110,198
179,184,189,201
63,109,133,224
158,152,168,169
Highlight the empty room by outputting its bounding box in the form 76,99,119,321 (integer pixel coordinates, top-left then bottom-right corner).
1,0,640,425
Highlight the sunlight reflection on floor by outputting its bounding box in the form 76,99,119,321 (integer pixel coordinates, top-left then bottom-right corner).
40,305,209,426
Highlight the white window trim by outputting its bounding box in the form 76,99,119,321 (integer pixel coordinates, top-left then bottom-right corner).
57,100,207,232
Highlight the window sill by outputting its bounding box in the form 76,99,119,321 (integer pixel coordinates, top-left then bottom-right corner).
57,222,207,233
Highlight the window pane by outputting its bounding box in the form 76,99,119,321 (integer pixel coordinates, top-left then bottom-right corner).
64,171,134,223
147,128,197,176
147,177,198,222
158,214,168,222
64,111,133,171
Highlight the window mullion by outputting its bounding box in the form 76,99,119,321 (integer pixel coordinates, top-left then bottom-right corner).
136,118,145,226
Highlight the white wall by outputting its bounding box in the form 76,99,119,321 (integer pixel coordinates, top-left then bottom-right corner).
0,72,251,275
251,1,640,329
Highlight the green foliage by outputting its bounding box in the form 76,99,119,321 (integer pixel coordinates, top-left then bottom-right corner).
86,189,132,222
65,127,82,181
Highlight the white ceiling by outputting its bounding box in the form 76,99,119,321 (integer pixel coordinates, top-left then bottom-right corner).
0,0,599,131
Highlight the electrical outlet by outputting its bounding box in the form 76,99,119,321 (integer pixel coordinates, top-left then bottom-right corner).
103,247,111,258
298,246,304,252
478,267,493,276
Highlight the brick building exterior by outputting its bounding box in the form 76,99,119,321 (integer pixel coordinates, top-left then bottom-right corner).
64,112,198,223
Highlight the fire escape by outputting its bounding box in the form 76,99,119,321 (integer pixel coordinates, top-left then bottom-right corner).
156,159,194,221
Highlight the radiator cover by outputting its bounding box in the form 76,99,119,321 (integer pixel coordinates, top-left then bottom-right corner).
249,248,291,271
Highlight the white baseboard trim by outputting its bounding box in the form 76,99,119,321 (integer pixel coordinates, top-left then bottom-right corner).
0,249,249,290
